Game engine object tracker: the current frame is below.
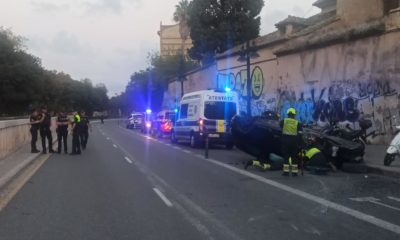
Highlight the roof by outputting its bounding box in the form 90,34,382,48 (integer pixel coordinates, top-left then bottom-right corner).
216,10,336,59
313,0,336,8
275,15,307,28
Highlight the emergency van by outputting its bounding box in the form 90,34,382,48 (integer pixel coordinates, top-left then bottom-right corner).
171,89,239,149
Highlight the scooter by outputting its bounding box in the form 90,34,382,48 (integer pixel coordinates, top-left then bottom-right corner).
384,126,400,166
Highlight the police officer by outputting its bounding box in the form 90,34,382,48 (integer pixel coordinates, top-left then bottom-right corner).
79,111,90,150
280,108,302,176
56,110,69,154
70,111,81,155
29,109,41,153
39,106,54,154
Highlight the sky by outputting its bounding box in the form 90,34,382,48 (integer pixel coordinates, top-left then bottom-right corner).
0,0,319,96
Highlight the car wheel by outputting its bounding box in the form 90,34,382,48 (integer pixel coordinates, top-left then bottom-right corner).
384,154,395,166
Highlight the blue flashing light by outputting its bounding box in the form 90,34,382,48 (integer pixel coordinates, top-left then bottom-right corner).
174,108,178,113
225,87,232,92
146,109,152,114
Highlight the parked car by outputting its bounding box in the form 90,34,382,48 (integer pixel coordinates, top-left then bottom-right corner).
126,113,144,129
171,89,239,149
150,110,176,138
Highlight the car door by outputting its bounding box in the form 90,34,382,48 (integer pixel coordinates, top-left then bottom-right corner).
175,103,189,139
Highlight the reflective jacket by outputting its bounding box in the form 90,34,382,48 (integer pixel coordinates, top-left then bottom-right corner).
282,118,299,136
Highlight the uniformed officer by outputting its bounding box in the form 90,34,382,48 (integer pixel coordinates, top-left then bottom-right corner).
70,111,81,155
280,108,302,176
79,111,90,150
56,110,69,154
39,106,54,154
29,109,41,153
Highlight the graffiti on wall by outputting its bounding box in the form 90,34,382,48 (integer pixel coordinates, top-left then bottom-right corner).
218,67,400,136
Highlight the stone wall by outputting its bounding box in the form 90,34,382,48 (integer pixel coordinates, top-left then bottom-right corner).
0,118,57,160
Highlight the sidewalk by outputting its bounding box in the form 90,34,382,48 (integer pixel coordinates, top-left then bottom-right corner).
0,144,41,188
364,144,400,177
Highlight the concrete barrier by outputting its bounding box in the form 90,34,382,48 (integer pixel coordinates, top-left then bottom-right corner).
0,118,57,161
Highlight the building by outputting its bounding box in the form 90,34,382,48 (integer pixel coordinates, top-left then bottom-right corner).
158,22,193,57
164,0,400,143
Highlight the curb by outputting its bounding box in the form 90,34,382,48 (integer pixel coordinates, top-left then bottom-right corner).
0,152,41,189
366,164,400,178
0,139,57,190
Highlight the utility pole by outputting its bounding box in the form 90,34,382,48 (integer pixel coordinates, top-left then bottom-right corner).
238,41,260,117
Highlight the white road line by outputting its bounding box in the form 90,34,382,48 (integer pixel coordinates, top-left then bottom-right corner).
106,137,110,140
388,196,400,203
153,188,173,207
183,150,192,154
200,157,400,235
124,157,133,164
173,146,181,150
113,144,118,148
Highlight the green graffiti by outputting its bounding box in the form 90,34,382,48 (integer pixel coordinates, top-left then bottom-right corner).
251,66,264,99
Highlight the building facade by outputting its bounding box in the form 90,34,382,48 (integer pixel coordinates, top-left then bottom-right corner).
158,22,193,57
164,0,400,143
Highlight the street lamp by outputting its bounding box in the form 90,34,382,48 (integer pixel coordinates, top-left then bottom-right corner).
237,41,260,117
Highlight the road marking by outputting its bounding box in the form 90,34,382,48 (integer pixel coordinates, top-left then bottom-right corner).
388,196,400,203
153,188,173,207
124,157,133,164
106,137,110,140
173,146,181,150
113,144,118,148
183,150,191,154
118,124,400,234
350,197,400,211
198,157,400,235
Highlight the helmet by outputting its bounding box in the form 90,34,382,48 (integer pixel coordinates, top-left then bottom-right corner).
287,108,296,115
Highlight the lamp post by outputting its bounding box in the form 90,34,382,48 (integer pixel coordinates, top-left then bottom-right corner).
237,41,259,117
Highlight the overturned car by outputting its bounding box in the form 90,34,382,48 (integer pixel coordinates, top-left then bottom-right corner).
231,113,367,172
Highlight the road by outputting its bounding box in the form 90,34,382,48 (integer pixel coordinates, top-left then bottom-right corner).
0,120,400,240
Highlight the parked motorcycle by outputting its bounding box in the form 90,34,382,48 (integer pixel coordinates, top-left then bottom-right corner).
384,126,400,166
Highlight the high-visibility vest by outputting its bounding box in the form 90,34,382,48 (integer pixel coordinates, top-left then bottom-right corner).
75,114,81,123
282,118,299,136
306,148,320,159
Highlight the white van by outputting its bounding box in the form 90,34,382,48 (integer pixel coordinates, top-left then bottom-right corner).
171,89,239,149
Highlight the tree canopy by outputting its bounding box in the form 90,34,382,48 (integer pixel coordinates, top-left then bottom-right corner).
0,27,109,116
114,52,199,115
187,0,264,63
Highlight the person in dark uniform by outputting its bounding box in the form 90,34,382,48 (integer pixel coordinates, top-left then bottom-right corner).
29,109,41,153
39,106,54,154
70,111,81,155
56,110,69,154
79,111,90,150
280,108,302,176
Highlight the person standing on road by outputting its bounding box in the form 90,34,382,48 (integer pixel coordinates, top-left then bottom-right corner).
79,111,90,150
70,111,82,155
29,109,41,153
280,108,302,176
39,106,54,154
56,110,69,154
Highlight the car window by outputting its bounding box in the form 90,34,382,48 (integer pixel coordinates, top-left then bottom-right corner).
204,102,237,120
180,104,189,119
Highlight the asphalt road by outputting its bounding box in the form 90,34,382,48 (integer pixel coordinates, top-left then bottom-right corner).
0,120,400,240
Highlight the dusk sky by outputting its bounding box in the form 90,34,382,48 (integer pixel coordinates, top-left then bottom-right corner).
0,0,319,96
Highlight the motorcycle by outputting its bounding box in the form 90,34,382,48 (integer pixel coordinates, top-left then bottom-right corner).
384,126,400,166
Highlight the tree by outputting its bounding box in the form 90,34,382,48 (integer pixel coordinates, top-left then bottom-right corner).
173,0,191,53
0,27,109,116
187,0,264,64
